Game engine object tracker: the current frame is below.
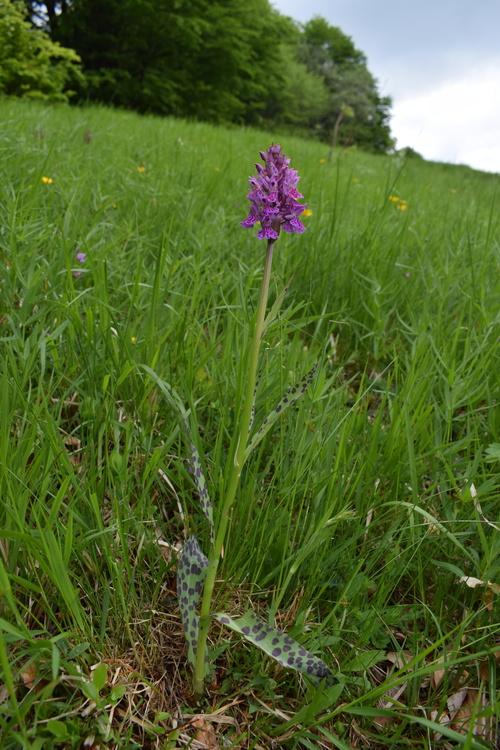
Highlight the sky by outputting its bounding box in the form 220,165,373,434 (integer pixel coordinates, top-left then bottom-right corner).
271,0,500,174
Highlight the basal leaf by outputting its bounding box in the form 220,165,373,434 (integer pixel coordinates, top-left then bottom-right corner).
188,440,214,543
140,365,214,540
177,535,209,668
245,364,318,459
212,610,334,685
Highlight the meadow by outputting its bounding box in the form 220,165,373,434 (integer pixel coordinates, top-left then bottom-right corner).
0,97,499,749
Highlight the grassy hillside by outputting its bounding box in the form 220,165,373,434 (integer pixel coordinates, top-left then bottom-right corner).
1,98,499,749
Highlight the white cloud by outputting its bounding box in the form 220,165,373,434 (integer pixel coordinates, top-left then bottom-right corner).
271,0,500,172
390,62,500,173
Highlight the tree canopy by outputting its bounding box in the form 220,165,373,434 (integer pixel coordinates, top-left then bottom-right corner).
296,17,392,152
18,1,393,153
0,0,80,101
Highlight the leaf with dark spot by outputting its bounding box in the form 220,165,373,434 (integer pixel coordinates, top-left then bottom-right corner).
188,440,214,542
212,610,335,685
245,364,318,459
177,535,208,668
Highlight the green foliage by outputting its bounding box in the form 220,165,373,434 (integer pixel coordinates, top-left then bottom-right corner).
50,0,291,124
297,15,366,68
0,0,80,101
297,16,393,152
397,145,424,159
263,44,330,134
0,98,499,746
24,0,392,152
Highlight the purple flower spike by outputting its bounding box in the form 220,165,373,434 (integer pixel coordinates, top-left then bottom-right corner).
241,144,307,240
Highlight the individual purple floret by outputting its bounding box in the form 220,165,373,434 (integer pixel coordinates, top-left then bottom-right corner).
240,144,307,241
72,251,86,278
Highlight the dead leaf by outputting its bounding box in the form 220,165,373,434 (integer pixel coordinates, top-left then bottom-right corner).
483,587,495,610
431,655,448,690
64,436,81,448
479,650,500,681
424,517,441,535
446,687,469,712
431,653,468,690
385,650,414,669
459,576,500,610
20,661,38,689
191,718,219,749
460,576,486,588
20,660,49,691
373,714,392,729
430,708,451,741
373,650,416,727
451,688,493,741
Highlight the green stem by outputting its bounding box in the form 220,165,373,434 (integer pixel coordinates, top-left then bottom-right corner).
193,239,275,698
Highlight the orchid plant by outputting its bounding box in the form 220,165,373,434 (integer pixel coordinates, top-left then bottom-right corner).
164,145,333,697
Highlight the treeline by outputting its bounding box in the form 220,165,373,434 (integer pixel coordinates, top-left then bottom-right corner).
9,0,393,152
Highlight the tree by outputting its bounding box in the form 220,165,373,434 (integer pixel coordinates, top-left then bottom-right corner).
18,3,393,151
296,16,393,153
277,48,330,129
45,0,292,124
0,0,80,101
22,0,67,28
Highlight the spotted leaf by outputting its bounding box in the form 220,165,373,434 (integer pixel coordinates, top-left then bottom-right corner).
245,364,318,459
248,374,261,434
140,365,214,541
188,440,214,543
177,535,208,668
212,610,334,685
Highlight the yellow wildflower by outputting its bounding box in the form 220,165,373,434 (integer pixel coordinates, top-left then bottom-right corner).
319,158,326,164
352,178,359,183
396,203,407,211
450,189,457,193
41,176,53,184
214,167,221,172
137,166,146,173
388,195,400,202
301,208,313,217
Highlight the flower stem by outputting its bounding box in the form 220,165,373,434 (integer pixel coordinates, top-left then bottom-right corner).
193,240,275,698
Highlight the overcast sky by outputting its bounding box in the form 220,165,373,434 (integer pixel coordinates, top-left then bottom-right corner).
271,0,500,174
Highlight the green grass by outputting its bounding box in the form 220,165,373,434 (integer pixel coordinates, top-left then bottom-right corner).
0,97,499,749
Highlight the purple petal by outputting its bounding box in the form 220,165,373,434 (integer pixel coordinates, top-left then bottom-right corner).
241,214,259,228
282,217,306,234
257,226,279,240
